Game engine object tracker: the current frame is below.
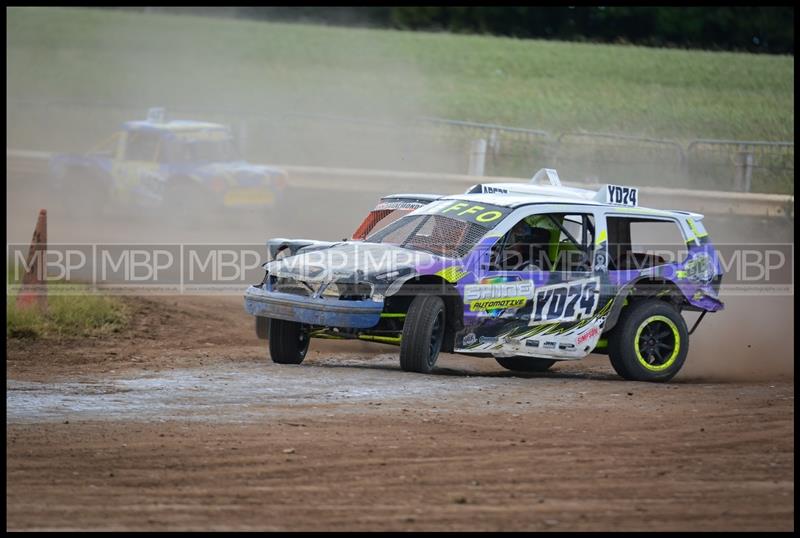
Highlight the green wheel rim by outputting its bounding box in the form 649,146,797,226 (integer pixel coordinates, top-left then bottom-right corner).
634,315,680,371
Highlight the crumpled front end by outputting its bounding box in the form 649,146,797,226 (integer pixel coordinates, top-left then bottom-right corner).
244,283,384,329
244,242,435,329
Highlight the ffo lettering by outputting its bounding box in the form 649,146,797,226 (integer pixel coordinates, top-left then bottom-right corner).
530,278,599,325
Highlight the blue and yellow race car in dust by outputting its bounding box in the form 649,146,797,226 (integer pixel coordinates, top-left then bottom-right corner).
50,108,288,216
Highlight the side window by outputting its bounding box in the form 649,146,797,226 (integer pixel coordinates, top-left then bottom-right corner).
490,213,595,272
125,132,160,162
607,217,686,270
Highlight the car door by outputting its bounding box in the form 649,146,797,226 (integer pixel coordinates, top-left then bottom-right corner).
457,206,605,357
112,130,163,206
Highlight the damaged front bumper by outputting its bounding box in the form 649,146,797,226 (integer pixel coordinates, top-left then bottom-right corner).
243,285,383,328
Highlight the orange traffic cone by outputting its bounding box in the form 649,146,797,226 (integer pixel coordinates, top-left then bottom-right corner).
16,209,47,311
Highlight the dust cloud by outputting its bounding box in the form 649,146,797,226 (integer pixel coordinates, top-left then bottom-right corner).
681,294,793,381
7,8,794,383
677,216,794,382
6,7,461,245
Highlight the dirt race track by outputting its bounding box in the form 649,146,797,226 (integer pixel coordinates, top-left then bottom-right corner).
6,295,794,532
6,165,795,531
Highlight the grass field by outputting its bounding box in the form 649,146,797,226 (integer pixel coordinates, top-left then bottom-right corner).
7,273,129,338
7,295,128,339
6,7,794,142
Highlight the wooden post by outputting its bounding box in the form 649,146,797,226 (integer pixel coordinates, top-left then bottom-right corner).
468,138,487,176
734,145,754,192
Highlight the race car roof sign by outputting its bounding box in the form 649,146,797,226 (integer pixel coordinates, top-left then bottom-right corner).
596,184,639,207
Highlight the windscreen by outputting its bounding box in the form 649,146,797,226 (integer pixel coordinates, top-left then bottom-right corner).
163,133,239,163
187,139,238,162
366,199,512,258
352,198,437,240
351,208,413,240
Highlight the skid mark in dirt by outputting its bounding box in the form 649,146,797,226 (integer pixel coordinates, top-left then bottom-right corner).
7,392,794,532
5,356,633,423
6,295,795,531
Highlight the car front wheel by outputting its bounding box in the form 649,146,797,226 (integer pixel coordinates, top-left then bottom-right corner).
399,295,446,374
268,318,310,364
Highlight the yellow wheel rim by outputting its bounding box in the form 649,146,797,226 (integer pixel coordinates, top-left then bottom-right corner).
634,315,680,371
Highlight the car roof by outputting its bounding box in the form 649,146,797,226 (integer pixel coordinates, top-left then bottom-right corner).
123,120,229,132
439,190,698,220
442,191,604,208
381,193,443,202
441,169,702,220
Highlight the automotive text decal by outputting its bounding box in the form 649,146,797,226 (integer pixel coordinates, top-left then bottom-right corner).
464,281,534,312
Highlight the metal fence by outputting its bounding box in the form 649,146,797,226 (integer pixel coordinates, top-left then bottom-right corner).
686,139,794,194
6,99,794,194
551,132,688,189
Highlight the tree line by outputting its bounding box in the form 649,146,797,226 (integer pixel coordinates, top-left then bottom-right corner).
125,7,794,54
239,7,794,54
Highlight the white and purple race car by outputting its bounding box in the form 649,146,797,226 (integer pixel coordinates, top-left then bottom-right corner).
244,169,724,382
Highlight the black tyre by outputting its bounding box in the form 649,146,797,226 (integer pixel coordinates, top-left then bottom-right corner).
399,295,446,373
255,316,270,340
608,299,689,382
268,318,310,364
495,356,556,372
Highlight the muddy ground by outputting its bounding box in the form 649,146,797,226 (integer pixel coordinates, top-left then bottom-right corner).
6,294,795,532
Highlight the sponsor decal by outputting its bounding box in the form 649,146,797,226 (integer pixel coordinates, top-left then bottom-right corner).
542,341,556,350
684,253,715,284
576,326,601,345
479,336,499,344
465,280,534,312
427,200,512,225
479,276,517,284
482,186,508,194
525,339,540,348
529,277,600,325
470,297,527,311
686,217,708,239
436,266,469,283
462,333,477,346
465,281,534,301
374,201,426,211
594,252,607,271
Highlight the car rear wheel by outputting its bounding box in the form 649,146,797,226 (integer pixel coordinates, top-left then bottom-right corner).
268,318,310,364
495,356,556,372
608,299,689,382
400,295,446,374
